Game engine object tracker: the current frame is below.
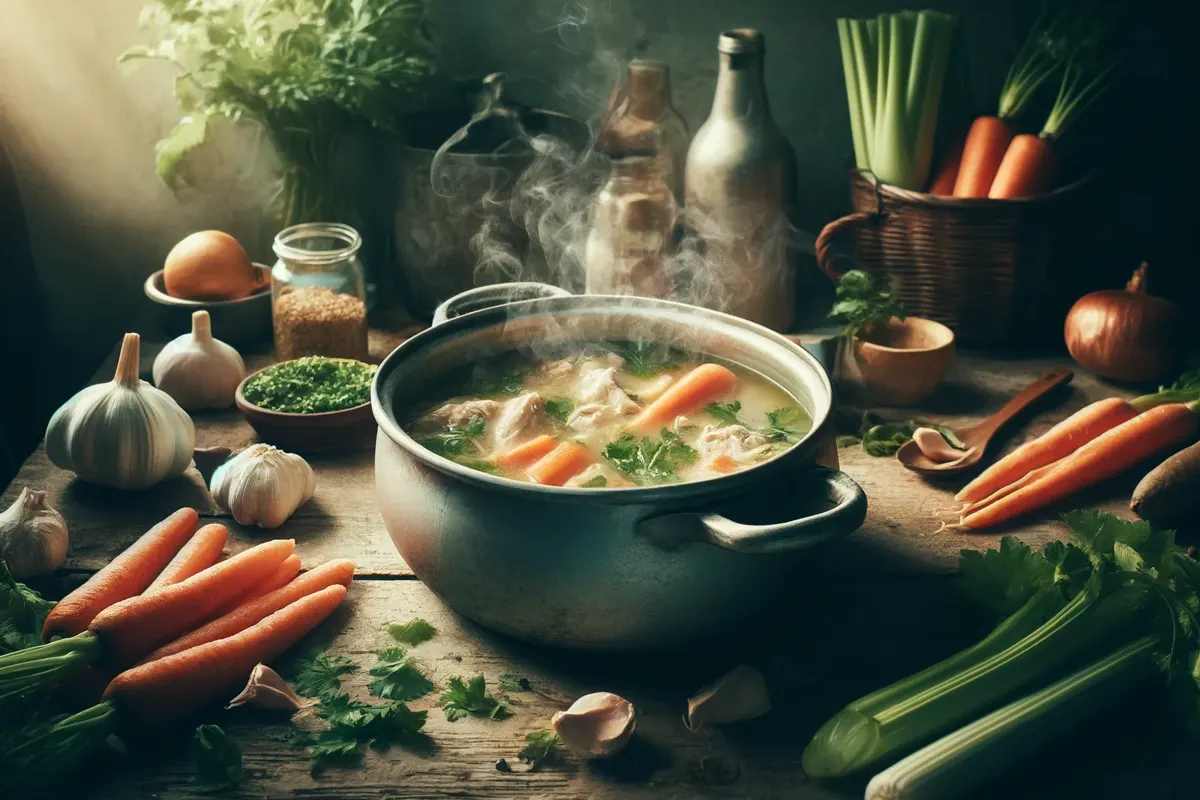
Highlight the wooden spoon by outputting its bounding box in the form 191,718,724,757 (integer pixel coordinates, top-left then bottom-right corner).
896,368,1074,476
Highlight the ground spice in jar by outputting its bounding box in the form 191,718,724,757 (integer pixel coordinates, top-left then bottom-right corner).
273,286,368,361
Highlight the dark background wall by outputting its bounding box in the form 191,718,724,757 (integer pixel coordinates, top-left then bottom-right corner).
0,0,1186,485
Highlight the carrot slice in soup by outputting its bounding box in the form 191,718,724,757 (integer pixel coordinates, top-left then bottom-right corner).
629,363,739,433
527,442,593,486
495,435,559,470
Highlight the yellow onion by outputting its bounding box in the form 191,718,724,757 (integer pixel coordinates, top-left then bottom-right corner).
1064,263,1182,383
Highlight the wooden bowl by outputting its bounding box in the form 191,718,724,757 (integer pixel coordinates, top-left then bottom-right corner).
235,362,376,452
852,318,955,406
143,265,273,348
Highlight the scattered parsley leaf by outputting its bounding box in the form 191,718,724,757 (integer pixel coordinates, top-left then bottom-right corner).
469,368,528,398
417,416,487,459
703,401,744,426
293,652,357,701
0,561,55,655
959,536,1057,617
606,342,680,378
603,429,698,485
498,674,532,692
859,419,963,457
389,618,436,647
544,397,575,424
440,675,511,722
828,269,907,340
193,724,243,792
581,475,608,488
518,729,561,769
367,647,435,701
764,406,812,443
308,694,428,775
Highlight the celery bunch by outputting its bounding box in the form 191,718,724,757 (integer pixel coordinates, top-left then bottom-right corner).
836,10,957,190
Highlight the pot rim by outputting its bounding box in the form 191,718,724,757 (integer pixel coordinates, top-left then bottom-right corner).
371,294,833,501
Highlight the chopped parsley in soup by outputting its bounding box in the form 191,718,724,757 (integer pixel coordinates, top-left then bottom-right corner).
404,342,811,487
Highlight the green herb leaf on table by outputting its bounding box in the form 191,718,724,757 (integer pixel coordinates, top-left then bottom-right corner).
607,342,680,378
703,401,744,426
603,429,699,485
828,270,907,340
544,397,575,424
858,419,963,457
0,562,55,655
440,675,511,722
308,694,428,776
518,729,561,769
293,652,357,701
389,618,436,647
498,674,533,693
193,724,243,793
367,648,434,701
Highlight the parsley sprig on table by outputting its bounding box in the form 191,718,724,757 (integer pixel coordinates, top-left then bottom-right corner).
193,724,243,792
518,729,561,769
439,675,511,722
0,562,54,655
603,429,698,484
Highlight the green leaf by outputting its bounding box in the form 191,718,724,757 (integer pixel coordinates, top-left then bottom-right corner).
606,342,680,378
602,429,698,485
498,674,532,692
828,269,907,339
439,675,511,722
518,729,561,769
307,693,428,775
155,113,208,190
388,618,436,647
1064,510,1174,569
764,406,812,443
581,475,608,488
544,397,575,424
704,401,744,426
959,536,1057,617
861,423,916,457
293,652,357,701
367,648,434,701
193,724,243,792
0,561,55,655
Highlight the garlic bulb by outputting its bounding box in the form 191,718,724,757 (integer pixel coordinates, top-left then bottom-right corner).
0,488,69,579
46,333,195,489
685,665,771,732
552,692,636,758
227,664,311,711
209,444,314,528
152,310,245,409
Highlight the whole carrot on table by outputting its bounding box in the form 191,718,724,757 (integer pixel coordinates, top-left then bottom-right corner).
144,522,228,592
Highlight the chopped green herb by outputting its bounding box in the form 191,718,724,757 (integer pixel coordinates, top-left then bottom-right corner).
764,406,811,443
308,694,427,775
544,397,575,424
603,429,699,485
242,356,375,414
0,562,55,655
704,401,744,426
607,341,681,378
416,417,496,473
469,368,528,398
518,729,561,769
193,724,243,793
581,475,608,488
367,648,434,701
388,618,436,647
439,675,511,722
293,652,357,701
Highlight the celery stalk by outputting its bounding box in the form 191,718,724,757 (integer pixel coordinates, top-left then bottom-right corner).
865,636,1158,800
837,19,869,170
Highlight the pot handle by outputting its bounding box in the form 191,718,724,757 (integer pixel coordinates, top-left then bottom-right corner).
432,282,573,327
697,467,867,554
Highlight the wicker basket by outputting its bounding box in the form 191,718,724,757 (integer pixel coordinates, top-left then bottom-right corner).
815,169,1090,346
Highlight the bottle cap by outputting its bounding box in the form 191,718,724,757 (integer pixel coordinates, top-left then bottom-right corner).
718,28,764,55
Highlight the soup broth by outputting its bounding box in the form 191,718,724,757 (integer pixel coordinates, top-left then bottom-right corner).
404,342,811,488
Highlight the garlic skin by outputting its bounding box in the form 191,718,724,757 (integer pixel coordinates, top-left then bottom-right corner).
210,444,315,528
911,428,976,470
153,310,246,410
46,333,195,489
227,663,311,711
552,692,636,758
685,665,771,731
0,488,69,579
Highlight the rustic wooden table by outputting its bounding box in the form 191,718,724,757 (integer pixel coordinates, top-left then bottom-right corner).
5,324,1193,800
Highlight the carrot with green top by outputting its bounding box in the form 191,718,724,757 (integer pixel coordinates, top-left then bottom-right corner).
145,523,228,592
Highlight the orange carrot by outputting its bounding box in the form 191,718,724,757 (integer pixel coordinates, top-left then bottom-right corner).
928,136,964,195
960,458,1064,517
952,116,1015,197
494,435,558,470
221,553,303,612
956,398,1139,504
962,403,1200,530
104,585,348,729
527,442,593,486
88,539,295,667
988,133,1057,199
706,455,740,474
145,523,228,592
43,508,200,640
629,363,738,433
139,558,354,664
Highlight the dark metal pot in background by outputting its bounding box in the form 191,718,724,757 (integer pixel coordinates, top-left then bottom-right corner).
372,284,867,649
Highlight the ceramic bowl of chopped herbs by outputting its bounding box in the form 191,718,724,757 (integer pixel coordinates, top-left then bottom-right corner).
236,356,377,451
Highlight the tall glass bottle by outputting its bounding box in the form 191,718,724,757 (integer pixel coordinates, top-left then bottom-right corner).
685,29,797,332
597,60,689,202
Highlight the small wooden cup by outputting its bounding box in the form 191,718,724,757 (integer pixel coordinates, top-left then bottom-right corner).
852,318,955,406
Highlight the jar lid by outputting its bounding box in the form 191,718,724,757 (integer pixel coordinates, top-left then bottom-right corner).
718,28,764,55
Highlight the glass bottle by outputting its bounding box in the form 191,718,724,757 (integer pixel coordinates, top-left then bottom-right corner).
271,222,369,362
597,60,690,202
585,152,678,299
685,29,797,332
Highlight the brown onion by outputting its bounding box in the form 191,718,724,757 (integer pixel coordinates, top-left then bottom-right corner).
1064,263,1182,383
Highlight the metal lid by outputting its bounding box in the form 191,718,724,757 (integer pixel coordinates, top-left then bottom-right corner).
718,28,764,54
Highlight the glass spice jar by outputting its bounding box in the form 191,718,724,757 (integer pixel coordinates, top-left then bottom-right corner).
271,223,369,362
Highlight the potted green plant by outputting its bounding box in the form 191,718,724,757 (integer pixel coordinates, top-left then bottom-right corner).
830,270,955,406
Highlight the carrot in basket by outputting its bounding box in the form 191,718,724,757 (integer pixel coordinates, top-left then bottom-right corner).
987,133,1058,199
629,363,738,433
145,523,228,592
927,136,964,195
43,508,200,640
494,435,558,470
527,442,593,486
139,558,355,664
961,403,1200,530
956,397,1139,504
0,539,295,700
952,116,1016,197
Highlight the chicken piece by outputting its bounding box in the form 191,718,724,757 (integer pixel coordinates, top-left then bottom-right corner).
423,399,500,429
491,392,546,451
540,359,576,380
577,351,625,374
697,425,774,466
565,463,629,488
578,367,639,415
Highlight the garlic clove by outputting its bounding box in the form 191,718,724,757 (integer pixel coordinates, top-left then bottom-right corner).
685,665,771,732
227,663,312,711
912,427,976,468
0,487,69,579
552,692,636,758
